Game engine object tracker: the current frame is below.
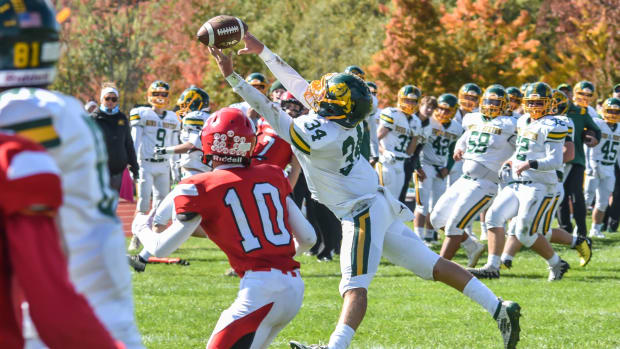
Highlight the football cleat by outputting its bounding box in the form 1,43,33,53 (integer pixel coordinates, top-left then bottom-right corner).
493,299,521,349
127,255,146,273
128,235,141,251
289,341,327,349
500,259,513,270
224,268,238,277
588,229,605,239
467,265,500,279
464,238,485,268
573,236,592,267
548,259,570,281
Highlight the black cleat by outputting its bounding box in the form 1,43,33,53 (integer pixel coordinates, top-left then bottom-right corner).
127,254,146,272
467,265,500,279
289,341,326,349
548,259,570,281
494,299,521,349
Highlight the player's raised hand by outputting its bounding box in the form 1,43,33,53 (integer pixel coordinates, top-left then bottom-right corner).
238,32,264,55
208,46,234,77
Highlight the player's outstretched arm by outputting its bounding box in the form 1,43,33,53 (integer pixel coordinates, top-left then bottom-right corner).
285,196,316,256
239,33,311,111
132,211,202,257
209,46,296,145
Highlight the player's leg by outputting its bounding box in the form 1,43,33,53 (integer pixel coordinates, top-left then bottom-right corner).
583,173,597,210
151,162,171,210
591,173,614,238
326,196,392,349
413,164,434,238
207,270,304,349
382,220,520,349
152,190,176,233
469,185,519,278
426,173,448,242
136,161,153,213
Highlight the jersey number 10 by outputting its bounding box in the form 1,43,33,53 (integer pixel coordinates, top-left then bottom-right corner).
224,183,291,253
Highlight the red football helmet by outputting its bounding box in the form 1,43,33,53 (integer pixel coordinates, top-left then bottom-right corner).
201,107,256,165
280,91,304,118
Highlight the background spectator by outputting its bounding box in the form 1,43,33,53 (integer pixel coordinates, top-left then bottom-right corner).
91,84,139,192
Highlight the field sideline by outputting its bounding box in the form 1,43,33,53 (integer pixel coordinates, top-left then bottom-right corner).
129,221,620,348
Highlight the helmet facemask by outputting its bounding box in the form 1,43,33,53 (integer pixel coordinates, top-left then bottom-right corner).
523,97,550,119
433,103,456,124
148,81,170,109
480,94,506,118
602,99,620,124
573,89,593,108
398,96,418,115
458,92,479,112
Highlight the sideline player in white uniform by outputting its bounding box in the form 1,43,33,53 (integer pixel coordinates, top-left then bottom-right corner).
585,97,620,238
155,86,211,178
0,2,142,347
431,85,516,268
149,87,212,233
130,80,181,214
414,93,464,243
469,82,570,282
500,90,592,269
376,85,422,197
449,83,482,187
210,33,521,349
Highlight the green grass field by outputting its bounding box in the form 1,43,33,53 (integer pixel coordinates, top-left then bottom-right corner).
130,222,620,348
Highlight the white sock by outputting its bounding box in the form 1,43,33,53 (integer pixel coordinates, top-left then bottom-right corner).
487,254,501,269
570,236,578,248
480,221,487,234
462,235,476,250
414,226,425,238
500,253,513,262
462,277,501,316
546,253,560,267
593,223,602,232
139,250,152,261
328,323,355,349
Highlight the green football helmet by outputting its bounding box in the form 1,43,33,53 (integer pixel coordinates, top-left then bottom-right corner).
366,81,377,95
573,80,595,107
397,85,421,115
344,65,365,80
506,86,523,111
523,82,553,119
246,72,268,94
613,83,620,96
602,97,620,124
306,72,372,128
550,89,569,115
458,83,482,112
433,93,458,123
176,86,209,117
147,80,170,108
0,0,61,89
480,84,507,118
519,83,530,95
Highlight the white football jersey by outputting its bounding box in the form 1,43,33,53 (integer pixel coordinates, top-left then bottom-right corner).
129,106,180,161
421,117,464,167
459,112,517,173
0,88,120,243
179,110,211,172
512,114,568,184
379,107,420,159
587,118,620,165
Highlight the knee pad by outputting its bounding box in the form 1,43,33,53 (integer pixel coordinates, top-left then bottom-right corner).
485,207,505,229
515,221,539,248
339,274,372,297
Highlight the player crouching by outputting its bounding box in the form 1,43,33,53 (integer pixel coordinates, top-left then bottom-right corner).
130,108,316,348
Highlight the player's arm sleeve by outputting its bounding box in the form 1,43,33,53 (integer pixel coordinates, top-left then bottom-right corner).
133,211,202,258
286,196,316,256
125,124,139,177
259,46,311,110
531,140,564,171
6,214,119,349
226,72,294,140
446,141,457,170
130,125,142,156
584,114,602,140
369,113,379,158
455,130,468,152
378,111,395,130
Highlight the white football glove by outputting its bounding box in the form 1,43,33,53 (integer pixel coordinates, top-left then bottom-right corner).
498,163,512,183
154,146,167,155
382,150,397,164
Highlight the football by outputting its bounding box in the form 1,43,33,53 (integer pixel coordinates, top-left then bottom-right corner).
197,15,248,49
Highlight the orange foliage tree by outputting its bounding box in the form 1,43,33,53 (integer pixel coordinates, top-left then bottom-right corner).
368,0,542,105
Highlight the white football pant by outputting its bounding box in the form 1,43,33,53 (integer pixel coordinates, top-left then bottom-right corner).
136,160,171,212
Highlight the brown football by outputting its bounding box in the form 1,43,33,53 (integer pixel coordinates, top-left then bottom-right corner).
197,15,248,49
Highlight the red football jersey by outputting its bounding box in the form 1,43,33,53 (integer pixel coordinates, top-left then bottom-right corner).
0,134,62,217
174,163,299,276
252,117,293,170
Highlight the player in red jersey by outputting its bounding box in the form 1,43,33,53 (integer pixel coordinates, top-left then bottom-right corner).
252,91,303,187
0,133,122,349
131,108,315,347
